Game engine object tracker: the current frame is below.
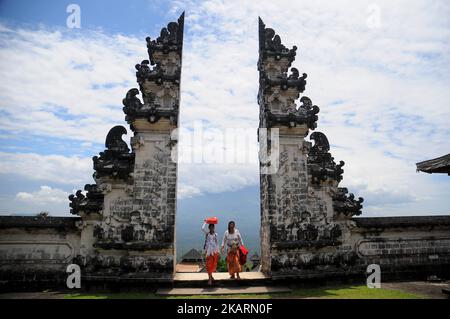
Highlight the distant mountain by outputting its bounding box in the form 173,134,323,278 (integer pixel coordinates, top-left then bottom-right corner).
176,186,261,261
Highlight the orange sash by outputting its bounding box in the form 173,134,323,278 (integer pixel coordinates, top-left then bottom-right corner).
226,249,242,274
205,253,219,274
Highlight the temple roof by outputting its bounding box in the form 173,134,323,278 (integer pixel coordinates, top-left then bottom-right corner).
416,153,450,175
181,248,203,262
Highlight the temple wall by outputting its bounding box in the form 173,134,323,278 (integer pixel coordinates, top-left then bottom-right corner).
130,120,177,248
72,121,177,281
64,13,184,282
0,216,81,282
351,216,450,278
1,215,449,284
257,17,358,277
257,18,450,281
267,216,450,280
1,16,449,288
259,130,359,278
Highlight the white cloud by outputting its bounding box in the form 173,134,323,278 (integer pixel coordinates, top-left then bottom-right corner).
172,0,450,215
0,152,92,185
178,163,258,196
16,186,69,204
177,184,202,199
0,0,449,216
0,25,145,143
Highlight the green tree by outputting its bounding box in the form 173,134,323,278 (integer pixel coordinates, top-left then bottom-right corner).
217,255,228,272
36,211,49,217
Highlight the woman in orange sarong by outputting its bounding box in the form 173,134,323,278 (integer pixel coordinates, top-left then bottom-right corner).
221,221,244,280
202,222,219,285
206,252,219,274
226,242,242,276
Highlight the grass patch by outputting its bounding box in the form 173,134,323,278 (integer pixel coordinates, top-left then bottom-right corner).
65,292,158,299
288,285,424,299
64,285,424,299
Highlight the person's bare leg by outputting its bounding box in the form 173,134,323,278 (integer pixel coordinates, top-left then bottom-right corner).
229,264,234,279
236,272,241,280
208,273,213,285
211,256,216,281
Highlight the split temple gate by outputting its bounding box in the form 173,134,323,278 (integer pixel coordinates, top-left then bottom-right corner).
0,14,449,286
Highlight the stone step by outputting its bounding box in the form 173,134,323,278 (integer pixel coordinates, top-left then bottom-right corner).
156,286,291,296
173,272,272,287
442,288,450,298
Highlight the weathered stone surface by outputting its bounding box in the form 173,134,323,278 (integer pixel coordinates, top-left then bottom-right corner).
257,19,449,280
0,216,81,285
123,13,184,130
0,216,81,229
258,18,319,130
68,184,104,216
354,216,450,228
92,125,135,180
258,17,297,65
332,187,363,216
66,13,184,281
258,18,364,276
349,216,450,279
2,16,450,287
307,132,345,185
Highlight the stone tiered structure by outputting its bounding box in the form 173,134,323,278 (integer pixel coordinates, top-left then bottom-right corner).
68,13,184,281
0,16,449,289
258,17,364,278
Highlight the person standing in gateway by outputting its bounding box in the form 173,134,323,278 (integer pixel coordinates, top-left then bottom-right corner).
221,221,244,280
201,219,219,286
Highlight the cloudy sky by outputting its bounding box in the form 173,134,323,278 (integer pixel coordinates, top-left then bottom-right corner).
0,0,449,228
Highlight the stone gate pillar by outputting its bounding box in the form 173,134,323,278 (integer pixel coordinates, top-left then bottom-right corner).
258,18,363,279
69,13,184,282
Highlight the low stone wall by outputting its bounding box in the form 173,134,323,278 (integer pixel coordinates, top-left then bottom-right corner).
0,216,81,288
264,215,450,281
351,216,450,279
1,215,449,287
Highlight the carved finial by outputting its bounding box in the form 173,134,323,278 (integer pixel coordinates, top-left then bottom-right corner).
105,126,129,153
310,132,330,153
258,18,316,130
129,13,183,127
68,186,104,216
146,12,185,58
258,17,297,63
308,132,345,184
332,187,364,216
92,126,135,180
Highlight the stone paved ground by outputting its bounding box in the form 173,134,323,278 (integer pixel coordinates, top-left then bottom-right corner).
0,291,67,299
156,286,291,296
381,281,450,299
0,281,448,299
174,272,269,281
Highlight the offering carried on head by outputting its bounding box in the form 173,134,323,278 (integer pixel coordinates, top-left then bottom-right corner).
204,216,218,224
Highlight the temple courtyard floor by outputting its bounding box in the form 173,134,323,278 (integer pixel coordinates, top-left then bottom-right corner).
0,280,448,299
